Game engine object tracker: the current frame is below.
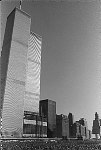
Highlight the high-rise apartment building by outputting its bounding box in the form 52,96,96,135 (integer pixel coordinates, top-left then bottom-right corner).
39,99,56,138
1,7,42,138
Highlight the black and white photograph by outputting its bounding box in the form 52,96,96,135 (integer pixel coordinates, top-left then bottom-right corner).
1,0,101,149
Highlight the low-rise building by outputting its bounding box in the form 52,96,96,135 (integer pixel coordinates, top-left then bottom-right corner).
23,111,47,137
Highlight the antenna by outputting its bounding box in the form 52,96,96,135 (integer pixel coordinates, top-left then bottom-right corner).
20,0,22,10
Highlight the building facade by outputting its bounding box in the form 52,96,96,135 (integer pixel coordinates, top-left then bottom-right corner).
73,121,81,138
24,32,42,113
79,118,88,139
1,7,42,138
72,119,90,140
23,111,37,137
56,114,69,138
92,112,100,139
68,113,74,138
1,8,31,137
39,99,56,138
23,111,47,137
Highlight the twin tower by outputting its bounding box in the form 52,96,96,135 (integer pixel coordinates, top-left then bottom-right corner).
1,8,42,137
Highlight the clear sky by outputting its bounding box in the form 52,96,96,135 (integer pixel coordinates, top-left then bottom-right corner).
1,0,101,131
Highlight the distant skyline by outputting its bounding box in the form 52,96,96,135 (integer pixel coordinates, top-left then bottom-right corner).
1,0,101,132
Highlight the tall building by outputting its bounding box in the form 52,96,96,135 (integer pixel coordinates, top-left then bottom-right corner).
24,32,42,113
92,112,100,139
39,99,56,138
1,8,31,137
68,113,74,138
56,114,69,138
79,118,88,139
72,121,81,138
1,7,42,138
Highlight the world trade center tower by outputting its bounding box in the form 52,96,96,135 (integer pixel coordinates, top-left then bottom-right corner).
24,32,42,114
1,8,42,137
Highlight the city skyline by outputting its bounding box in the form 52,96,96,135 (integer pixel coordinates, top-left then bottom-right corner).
1,0,101,132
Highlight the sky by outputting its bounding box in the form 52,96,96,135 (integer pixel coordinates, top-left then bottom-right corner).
1,0,101,131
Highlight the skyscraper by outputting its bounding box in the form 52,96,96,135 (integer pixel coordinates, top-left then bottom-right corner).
68,113,74,138
92,112,100,139
39,99,56,138
1,7,42,138
1,8,31,137
24,32,42,113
